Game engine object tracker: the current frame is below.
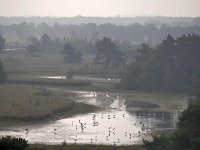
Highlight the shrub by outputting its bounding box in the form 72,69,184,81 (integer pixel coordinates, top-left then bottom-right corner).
0,59,7,84
143,134,171,150
0,136,29,150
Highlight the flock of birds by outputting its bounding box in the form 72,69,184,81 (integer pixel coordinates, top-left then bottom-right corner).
23,92,176,145
24,113,150,145
69,112,151,145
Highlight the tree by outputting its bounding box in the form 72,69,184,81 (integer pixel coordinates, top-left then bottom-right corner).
143,134,171,150
141,36,200,149
172,102,200,150
195,71,200,98
30,36,41,48
144,102,200,150
93,37,126,69
62,43,83,63
120,34,200,92
135,43,153,62
25,44,41,56
0,59,7,84
41,34,52,50
0,34,5,52
0,136,29,150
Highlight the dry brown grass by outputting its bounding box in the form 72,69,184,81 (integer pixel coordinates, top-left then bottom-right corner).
0,85,97,121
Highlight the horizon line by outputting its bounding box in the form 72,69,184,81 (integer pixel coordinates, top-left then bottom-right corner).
0,15,199,18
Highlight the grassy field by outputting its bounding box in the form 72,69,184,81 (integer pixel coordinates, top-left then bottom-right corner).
1,50,118,75
0,84,98,122
1,50,72,73
28,144,145,150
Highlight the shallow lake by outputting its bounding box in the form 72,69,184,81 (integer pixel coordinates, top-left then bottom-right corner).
0,90,187,145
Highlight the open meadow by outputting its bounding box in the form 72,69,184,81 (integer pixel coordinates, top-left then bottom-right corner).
0,84,98,123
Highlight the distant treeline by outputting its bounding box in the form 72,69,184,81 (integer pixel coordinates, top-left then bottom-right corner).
119,34,200,92
0,21,200,44
0,16,199,26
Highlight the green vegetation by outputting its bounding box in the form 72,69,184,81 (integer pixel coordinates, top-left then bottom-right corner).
0,85,97,121
0,136,29,150
26,44,41,57
144,102,200,150
0,59,7,84
173,102,200,150
28,144,144,150
62,43,83,63
1,34,126,76
120,34,200,92
143,74,200,150
0,34,5,52
1,49,116,75
94,37,126,69
2,50,70,73
143,134,170,150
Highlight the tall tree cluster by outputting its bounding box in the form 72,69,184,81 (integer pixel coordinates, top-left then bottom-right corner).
0,34,5,52
0,34,7,83
93,37,126,69
0,59,7,84
120,34,200,92
26,34,64,56
144,73,200,150
62,43,83,63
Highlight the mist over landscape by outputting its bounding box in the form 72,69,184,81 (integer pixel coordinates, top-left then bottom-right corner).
0,0,200,150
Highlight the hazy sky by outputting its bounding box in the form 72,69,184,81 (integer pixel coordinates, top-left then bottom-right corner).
0,0,200,17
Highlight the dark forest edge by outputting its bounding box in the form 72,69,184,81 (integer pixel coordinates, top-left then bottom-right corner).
143,99,200,150
142,67,200,149
118,34,200,93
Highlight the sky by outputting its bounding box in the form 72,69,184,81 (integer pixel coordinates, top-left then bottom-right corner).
0,0,200,17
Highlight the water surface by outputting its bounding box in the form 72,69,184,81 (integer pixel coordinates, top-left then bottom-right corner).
0,91,183,145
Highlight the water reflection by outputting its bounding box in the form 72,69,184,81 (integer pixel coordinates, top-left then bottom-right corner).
0,91,180,145
37,75,121,83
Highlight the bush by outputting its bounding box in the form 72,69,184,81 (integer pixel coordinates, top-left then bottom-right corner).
143,102,200,150
143,134,171,150
0,136,29,150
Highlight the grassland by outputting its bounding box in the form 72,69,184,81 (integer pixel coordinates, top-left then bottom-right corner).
0,84,98,122
1,50,117,75
27,144,144,150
